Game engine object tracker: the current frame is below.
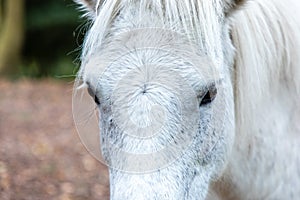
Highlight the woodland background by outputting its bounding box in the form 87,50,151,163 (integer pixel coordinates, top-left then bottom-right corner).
0,0,84,78
0,1,110,199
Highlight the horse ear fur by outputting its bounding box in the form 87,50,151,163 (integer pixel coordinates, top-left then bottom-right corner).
75,0,98,17
225,0,248,17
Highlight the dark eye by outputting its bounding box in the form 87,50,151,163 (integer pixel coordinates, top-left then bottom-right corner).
199,85,217,106
88,87,100,105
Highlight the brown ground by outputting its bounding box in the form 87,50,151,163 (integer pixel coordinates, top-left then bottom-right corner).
0,79,110,200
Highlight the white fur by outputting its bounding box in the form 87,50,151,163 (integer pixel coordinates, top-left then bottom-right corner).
75,0,300,199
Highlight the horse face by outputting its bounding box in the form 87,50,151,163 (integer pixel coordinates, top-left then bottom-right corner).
83,32,234,199
76,0,243,199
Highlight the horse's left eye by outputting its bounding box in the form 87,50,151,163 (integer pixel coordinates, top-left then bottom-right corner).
199,85,217,106
88,87,100,105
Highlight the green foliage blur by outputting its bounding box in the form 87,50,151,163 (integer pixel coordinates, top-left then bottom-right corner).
22,0,85,79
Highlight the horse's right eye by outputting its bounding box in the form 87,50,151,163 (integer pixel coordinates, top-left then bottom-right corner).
88,87,100,105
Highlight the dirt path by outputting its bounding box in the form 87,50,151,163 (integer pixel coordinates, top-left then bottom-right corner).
0,79,109,200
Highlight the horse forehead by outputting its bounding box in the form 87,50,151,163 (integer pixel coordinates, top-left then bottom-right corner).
82,51,216,93
83,37,217,86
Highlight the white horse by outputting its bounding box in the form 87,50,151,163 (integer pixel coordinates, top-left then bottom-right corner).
74,0,300,199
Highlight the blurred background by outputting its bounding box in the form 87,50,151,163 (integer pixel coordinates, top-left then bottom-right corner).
1,0,82,78
0,0,109,199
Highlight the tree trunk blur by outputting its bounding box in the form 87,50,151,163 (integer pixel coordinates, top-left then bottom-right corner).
0,0,3,30
0,0,24,76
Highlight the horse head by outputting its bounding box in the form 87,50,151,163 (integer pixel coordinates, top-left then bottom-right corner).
75,1,246,199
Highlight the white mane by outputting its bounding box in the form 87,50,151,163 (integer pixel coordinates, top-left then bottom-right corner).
226,1,300,197
232,0,300,136
80,0,226,64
